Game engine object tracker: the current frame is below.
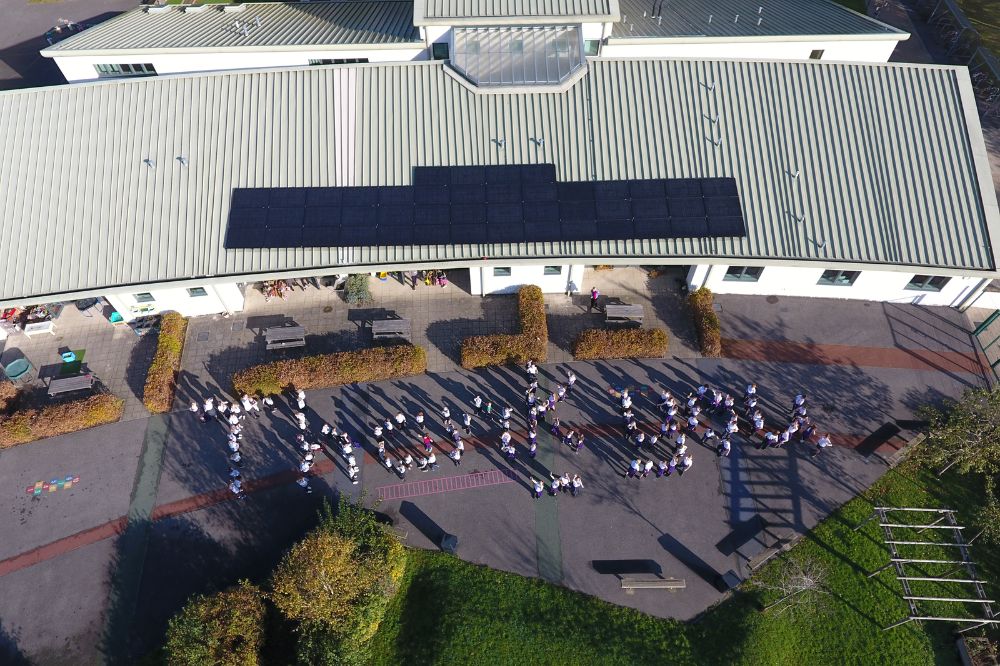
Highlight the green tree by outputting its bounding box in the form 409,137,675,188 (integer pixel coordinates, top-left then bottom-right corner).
917,387,1000,476
270,530,379,627
163,580,266,666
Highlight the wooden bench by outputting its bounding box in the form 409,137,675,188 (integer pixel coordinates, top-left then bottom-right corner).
48,373,95,397
620,576,686,592
605,304,644,325
746,533,799,571
265,326,306,350
372,318,412,342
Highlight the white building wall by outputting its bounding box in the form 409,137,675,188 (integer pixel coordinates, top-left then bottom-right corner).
972,290,1000,311
479,264,583,295
104,282,246,321
51,47,426,82
601,37,900,63
688,264,984,307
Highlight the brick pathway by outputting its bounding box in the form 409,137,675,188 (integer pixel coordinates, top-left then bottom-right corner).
376,469,515,500
721,338,988,376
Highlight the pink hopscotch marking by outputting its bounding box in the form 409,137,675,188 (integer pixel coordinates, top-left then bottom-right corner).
377,469,515,501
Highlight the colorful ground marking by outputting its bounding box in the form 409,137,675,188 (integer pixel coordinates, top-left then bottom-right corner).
26,476,80,496
607,384,652,398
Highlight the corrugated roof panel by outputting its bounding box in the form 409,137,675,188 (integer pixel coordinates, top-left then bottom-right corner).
613,0,903,40
0,58,995,305
417,0,617,23
43,1,420,54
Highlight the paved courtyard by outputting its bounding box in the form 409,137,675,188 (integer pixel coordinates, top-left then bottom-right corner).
0,288,991,663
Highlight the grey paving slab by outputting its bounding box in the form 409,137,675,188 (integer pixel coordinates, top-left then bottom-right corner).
0,419,144,560
0,538,114,666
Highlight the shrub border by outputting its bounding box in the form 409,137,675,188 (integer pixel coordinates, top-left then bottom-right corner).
0,393,125,448
688,287,722,357
232,344,427,396
460,285,548,369
572,327,669,360
143,311,188,413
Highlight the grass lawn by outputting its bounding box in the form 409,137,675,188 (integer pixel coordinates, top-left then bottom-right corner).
368,459,998,665
958,0,1000,55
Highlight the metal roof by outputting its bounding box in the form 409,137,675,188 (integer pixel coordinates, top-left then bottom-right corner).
41,1,420,56
612,0,905,41
0,58,997,305
413,0,619,25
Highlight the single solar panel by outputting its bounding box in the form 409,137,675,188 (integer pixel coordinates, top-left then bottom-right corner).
485,165,521,184
306,187,343,207
342,187,379,206
341,206,378,227
342,225,378,246
269,188,307,208
451,203,487,225
413,166,451,187
700,178,739,197
668,197,706,217
634,219,673,238
559,200,597,223
450,224,488,243
595,180,630,201
304,207,341,228
523,222,562,242
523,201,560,223
595,198,631,220
379,186,415,206
450,184,486,205
628,179,666,199
704,197,742,217
414,204,451,226
557,181,596,201
708,217,746,237
487,181,521,204
488,203,523,225
631,198,669,221
378,205,415,226
487,223,524,242
522,181,558,202
451,166,486,185
302,227,341,247
266,207,305,228
379,225,415,245
519,164,557,183
420,224,452,245
596,220,637,240
414,186,450,205
672,217,711,237
665,179,702,197
231,208,268,228
231,188,269,208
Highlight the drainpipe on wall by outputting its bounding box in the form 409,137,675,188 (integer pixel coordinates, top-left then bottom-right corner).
954,278,992,312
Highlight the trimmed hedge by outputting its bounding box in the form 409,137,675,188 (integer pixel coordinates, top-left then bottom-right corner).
0,381,17,413
143,311,188,413
0,393,125,448
572,328,669,360
461,285,548,369
232,345,427,396
688,287,722,357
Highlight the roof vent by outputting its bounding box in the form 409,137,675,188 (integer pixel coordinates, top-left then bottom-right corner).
183,5,209,12
222,4,247,12
145,5,172,13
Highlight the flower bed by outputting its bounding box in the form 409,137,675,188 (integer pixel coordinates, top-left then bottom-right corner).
143,312,188,413
461,285,548,369
572,328,669,360
232,345,427,396
688,287,722,357
0,393,125,448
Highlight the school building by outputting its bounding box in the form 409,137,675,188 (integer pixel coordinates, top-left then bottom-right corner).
0,0,997,323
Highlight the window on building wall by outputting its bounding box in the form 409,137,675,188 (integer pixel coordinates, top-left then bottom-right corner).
134,292,155,303
94,63,156,77
723,266,764,282
809,49,824,60
187,287,208,297
905,274,950,292
308,58,369,65
432,42,450,60
493,267,512,277
584,39,600,56
817,270,860,286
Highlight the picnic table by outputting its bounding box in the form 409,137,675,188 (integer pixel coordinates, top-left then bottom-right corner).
265,325,306,350
48,373,95,397
372,318,412,342
605,304,644,325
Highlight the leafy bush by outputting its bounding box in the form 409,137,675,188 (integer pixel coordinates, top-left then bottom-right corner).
272,497,407,666
164,580,266,666
232,345,426,396
0,393,124,447
344,273,373,305
688,287,722,357
461,285,548,369
572,328,669,360
143,312,188,413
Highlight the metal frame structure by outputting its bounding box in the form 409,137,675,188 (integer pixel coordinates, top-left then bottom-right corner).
856,507,998,631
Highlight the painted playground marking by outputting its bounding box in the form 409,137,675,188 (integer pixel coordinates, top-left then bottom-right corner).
377,469,515,501
26,476,80,496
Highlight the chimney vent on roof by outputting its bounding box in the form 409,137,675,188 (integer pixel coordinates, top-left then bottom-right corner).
222,3,247,12
143,158,155,169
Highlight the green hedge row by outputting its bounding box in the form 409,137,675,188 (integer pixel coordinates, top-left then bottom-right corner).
572,327,669,360
688,287,722,357
460,285,548,369
143,311,188,413
232,345,427,396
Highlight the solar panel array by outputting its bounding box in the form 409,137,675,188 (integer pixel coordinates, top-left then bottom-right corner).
224,164,745,248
